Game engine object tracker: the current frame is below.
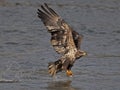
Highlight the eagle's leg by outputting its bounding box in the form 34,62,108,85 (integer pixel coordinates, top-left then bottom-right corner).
63,60,73,77
66,64,73,76
48,59,73,77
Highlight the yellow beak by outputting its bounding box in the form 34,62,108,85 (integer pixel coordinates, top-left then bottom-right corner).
83,52,87,56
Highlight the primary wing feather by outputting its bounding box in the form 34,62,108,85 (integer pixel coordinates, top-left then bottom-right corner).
37,3,77,54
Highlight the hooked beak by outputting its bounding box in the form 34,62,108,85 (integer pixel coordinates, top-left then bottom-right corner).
83,52,87,56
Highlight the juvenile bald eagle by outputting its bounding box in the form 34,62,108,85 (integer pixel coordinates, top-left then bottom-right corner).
37,3,87,77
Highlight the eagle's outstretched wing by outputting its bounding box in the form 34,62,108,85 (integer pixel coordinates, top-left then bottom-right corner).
37,3,82,54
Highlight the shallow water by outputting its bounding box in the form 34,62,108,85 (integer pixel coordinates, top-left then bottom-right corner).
0,0,120,90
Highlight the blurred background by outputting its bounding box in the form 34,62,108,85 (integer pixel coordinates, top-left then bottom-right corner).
0,0,120,90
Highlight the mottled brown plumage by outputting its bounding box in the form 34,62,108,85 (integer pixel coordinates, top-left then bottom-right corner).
37,3,87,77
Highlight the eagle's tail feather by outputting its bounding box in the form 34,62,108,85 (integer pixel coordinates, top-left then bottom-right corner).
48,60,62,77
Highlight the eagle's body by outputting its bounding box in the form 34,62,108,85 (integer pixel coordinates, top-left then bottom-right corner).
37,3,87,77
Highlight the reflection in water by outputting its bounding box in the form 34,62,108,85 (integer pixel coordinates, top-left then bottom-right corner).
47,80,77,90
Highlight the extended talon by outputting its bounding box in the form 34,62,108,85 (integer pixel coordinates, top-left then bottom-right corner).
66,70,73,77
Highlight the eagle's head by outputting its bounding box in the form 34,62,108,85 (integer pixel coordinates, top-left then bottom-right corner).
75,50,87,59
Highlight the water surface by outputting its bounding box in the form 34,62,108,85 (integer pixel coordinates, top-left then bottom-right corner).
0,0,120,90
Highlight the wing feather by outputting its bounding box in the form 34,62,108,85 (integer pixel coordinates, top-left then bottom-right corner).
37,3,82,54
44,3,59,17
72,30,83,50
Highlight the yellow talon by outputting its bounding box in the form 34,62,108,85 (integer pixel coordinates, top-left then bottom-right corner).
66,70,73,77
